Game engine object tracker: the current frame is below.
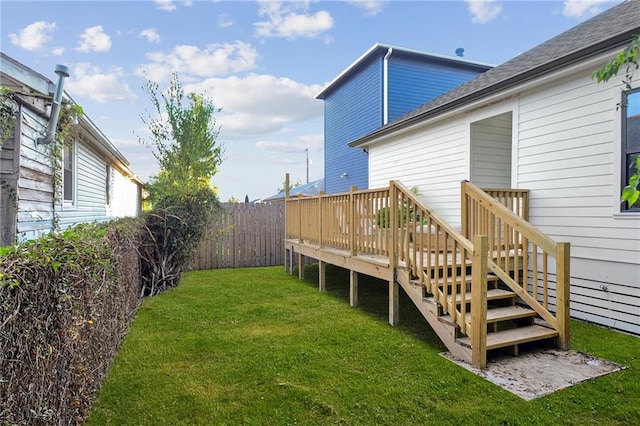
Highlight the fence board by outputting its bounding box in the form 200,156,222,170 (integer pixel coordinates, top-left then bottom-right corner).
193,202,285,270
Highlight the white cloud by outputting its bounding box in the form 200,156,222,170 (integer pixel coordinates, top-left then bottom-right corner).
155,0,191,12
219,13,234,28
562,0,611,18
156,0,176,11
52,47,65,56
347,1,385,17
184,73,323,138
8,21,56,51
465,0,503,24
254,1,334,39
256,134,322,154
65,63,137,103
135,41,258,82
77,25,112,52
140,28,161,43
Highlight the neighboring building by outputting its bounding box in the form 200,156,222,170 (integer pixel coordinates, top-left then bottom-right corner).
316,43,493,194
261,178,324,202
0,53,142,245
349,1,640,334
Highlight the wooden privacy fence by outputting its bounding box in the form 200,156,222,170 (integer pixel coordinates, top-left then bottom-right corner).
193,202,285,270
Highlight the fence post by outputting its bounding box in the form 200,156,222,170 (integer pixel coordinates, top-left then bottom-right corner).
284,173,290,272
298,194,303,245
471,234,488,368
318,191,324,249
349,186,357,256
555,242,571,349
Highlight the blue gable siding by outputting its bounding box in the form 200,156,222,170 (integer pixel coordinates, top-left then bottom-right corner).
388,57,486,121
324,57,383,193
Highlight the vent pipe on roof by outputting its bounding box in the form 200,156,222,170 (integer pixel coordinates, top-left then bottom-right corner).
37,64,70,145
455,48,465,57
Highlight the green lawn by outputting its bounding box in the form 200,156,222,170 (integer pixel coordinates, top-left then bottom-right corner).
88,265,640,425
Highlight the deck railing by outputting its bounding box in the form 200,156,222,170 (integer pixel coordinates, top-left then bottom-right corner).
461,181,570,349
284,180,569,366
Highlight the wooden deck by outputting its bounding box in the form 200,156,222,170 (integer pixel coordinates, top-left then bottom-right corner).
284,180,570,368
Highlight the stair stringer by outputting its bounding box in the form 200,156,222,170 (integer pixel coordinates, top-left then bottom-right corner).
395,267,472,364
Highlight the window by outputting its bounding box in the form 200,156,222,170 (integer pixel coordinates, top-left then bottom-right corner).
63,141,75,203
622,89,640,211
105,163,111,205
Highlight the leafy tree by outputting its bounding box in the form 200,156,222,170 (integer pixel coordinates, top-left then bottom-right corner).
141,73,224,203
592,35,640,207
276,179,302,194
137,74,224,296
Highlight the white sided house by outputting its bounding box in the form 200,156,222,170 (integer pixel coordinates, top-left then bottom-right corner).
349,1,640,335
0,53,142,245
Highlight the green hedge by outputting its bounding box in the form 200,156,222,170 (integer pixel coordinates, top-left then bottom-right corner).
0,218,142,425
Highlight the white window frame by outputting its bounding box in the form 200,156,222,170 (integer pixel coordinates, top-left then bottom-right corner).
62,140,77,208
105,163,112,206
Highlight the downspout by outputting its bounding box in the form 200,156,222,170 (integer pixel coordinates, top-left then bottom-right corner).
37,64,70,145
383,47,393,125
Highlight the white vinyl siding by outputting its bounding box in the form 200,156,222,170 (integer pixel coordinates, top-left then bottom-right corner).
369,119,468,226
109,167,141,218
470,112,512,188
517,67,640,334
367,59,639,334
57,142,107,229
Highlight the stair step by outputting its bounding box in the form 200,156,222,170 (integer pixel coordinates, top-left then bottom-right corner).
434,274,499,286
439,305,537,326
457,325,559,350
445,288,515,304
410,274,500,292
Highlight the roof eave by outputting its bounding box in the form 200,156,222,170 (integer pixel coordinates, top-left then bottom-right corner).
349,30,638,148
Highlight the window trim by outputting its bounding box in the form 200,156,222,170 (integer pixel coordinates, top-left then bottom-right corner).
62,140,77,208
621,88,640,212
105,163,111,206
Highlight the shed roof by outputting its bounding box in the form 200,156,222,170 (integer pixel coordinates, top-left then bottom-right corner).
315,42,494,100
350,0,640,148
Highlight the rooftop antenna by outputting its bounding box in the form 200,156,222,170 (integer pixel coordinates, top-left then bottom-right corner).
38,64,70,145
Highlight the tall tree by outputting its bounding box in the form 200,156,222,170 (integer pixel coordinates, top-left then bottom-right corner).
138,74,224,296
140,73,224,203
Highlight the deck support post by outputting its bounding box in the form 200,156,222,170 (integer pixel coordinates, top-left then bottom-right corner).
285,246,290,274
388,181,399,326
350,270,359,306
556,242,571,349
285,246,294,275
471,235,488,369
298,253,304,280
389,278,399,326
319,261,326,292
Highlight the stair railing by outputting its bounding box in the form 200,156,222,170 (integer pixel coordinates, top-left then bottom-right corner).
461,181,570,349
390,181,488,366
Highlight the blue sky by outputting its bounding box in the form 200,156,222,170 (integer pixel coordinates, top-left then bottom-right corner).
1,0,621,201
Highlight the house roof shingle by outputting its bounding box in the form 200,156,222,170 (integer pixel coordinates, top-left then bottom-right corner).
350,0,640,147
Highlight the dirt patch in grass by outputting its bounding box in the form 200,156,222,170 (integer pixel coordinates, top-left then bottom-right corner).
443,348,626,400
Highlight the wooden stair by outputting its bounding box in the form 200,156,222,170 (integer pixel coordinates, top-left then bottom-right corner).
397,249,559,365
